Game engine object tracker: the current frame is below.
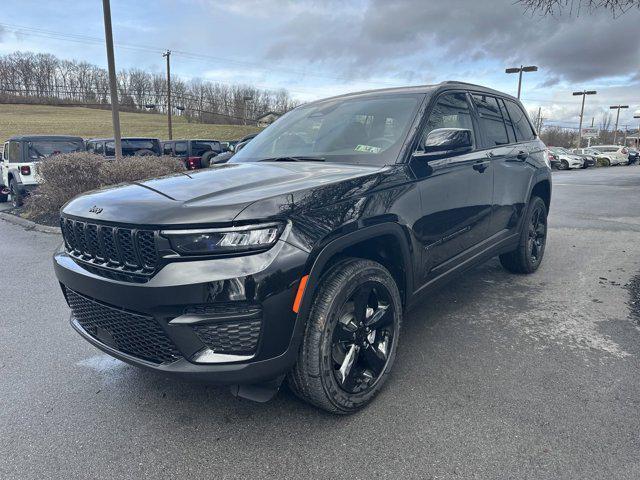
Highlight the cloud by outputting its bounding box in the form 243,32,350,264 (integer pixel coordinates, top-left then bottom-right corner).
262,0,640,84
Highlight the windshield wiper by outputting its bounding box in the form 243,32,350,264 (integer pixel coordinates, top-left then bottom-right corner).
259,156,326,162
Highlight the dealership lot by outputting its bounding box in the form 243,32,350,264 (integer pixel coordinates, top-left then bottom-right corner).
2,166,640,479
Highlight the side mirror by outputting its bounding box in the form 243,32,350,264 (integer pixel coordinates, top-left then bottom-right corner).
415,128,473,158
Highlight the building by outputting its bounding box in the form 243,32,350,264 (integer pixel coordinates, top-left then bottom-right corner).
255,111,282,127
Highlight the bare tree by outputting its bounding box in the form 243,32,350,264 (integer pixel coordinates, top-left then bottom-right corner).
519,0,640,16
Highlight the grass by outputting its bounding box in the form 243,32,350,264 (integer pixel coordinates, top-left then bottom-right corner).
0,103,262,141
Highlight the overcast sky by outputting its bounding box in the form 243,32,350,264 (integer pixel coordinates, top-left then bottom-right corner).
1,0,639,128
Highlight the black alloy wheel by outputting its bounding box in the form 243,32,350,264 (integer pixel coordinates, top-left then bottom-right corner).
331,282,396,394
527,202,547,265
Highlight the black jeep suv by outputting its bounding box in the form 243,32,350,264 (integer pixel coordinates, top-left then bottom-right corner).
54,82,551,414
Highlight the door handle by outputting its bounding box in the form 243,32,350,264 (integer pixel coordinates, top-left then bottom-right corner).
516,150,529,161
473,160,490,172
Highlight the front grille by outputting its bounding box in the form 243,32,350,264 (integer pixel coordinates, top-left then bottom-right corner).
193,320,262,355
66,289,181,364
61,216,158,277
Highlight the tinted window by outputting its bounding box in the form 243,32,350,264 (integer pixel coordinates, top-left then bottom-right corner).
471,94,509,146
8,141,20,163
419,92,474,148
175,142,188,155
163,143,173,155
505,100,535,142
498,99,516,143
191,141,221,156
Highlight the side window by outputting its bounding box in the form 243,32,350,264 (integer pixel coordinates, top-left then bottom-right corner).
8,141,20,163
3,142,8,161
418,92,475,149
471,94,509,146
86,141,95,153
105,141,115,157
504,100,536,142
174,142,188,156
163,143,173,155
498,99,516,143
95,142,104,155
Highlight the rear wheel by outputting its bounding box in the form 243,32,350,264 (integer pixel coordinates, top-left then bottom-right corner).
288,258,402,414
499,196,547,274
9,179,22,207
560,160,569,170
0,186,7,203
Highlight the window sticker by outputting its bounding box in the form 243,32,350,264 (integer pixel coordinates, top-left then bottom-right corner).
354,144,382,153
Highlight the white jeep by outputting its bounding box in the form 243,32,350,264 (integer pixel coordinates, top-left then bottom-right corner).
1,135,85,207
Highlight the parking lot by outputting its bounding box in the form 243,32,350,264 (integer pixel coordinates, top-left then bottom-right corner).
2,166,640,479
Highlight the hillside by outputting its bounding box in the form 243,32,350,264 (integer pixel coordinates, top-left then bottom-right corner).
0,104,262,141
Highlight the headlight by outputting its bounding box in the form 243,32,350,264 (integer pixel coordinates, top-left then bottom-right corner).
161,223,283,255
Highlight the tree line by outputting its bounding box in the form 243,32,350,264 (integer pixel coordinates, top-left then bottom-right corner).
0,51,298,125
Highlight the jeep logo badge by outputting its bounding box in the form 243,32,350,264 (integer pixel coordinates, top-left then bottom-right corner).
89,205,103,214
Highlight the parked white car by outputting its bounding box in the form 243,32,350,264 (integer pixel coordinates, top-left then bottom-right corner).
589,145,629,166
1,135,85,207
548,146,584,170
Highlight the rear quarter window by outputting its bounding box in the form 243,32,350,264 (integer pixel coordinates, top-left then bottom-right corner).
504,100,536,142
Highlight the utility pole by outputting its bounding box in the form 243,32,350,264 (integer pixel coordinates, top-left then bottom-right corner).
610,105,629,144
163,50,172,140
624,125,628,145
505,65,538,99
101,0,122,160
535,107,541,132
572,90,597,148
634,115,640,148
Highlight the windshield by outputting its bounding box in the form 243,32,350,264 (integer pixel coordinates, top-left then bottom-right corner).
27,140,83,159
231,94,422,166
552,147,570,154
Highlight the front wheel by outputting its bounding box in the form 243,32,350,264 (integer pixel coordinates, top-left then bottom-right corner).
499,196,548,274
288,258,402,414
560,160,569,170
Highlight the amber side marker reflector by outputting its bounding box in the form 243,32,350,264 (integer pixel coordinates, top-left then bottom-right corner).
292,275,309,313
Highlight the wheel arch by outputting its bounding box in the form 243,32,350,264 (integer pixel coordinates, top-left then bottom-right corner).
530,178,551,213
296,223,414,322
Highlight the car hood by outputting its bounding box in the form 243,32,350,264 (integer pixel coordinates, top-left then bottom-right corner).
62,161,384,226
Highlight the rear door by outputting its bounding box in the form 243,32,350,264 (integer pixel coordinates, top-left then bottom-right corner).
476,95,538,237
412,90,494,281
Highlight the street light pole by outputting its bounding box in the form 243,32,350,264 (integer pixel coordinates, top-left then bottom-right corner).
572,90,597,148
163,50,172,140
610,105,629,144
243,95,253,126
505,65,538,99
101,0,122,160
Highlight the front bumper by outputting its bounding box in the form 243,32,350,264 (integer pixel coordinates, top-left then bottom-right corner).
54,238,309,385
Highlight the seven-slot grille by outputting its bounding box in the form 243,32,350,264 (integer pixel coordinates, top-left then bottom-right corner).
66,289,181,364
61,216,158,274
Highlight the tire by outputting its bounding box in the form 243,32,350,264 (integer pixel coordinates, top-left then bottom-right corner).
499,196,548,274
9,178,22,207
0,187,7,203
560,160,569,170
288,258,402,414
604,158,611,167
200,151,217,168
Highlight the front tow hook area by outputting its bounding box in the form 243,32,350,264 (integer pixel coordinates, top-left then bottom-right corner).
229,374,286,403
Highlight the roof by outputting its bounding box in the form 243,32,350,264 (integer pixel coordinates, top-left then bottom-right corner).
303,81,518,106
87,137,160,142
256,111,282,120
8,134,84,142
160,139,221,143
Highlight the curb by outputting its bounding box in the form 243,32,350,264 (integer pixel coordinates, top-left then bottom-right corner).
0,211,61,235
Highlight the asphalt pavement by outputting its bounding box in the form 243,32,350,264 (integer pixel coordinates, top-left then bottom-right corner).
2,166,640,479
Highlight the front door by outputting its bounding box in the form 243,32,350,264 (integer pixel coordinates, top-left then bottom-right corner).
411,91,494,282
